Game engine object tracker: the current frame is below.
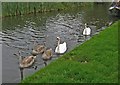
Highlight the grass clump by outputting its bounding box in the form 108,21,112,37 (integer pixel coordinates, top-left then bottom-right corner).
21,21,118,83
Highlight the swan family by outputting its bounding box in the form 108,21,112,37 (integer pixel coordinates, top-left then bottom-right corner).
16,23,91,69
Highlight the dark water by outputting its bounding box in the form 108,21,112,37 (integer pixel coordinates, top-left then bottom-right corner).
1,3,119,83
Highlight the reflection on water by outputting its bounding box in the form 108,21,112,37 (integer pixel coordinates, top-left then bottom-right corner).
2,3,119,83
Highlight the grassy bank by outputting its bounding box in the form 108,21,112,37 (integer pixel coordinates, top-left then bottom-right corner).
2,2,93,17
21,21,118,83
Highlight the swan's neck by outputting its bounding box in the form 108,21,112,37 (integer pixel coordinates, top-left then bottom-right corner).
57,39,60,46
18,51,22,62
85,25,87,29
57,39,60,52
85,28,87,34
19,55,22,62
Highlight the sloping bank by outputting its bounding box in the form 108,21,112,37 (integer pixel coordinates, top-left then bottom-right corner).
21,21,118,83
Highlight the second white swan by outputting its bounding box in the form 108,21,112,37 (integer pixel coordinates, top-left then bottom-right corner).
83,23,91,36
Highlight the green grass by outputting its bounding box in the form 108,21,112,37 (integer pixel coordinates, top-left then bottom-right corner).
21,21,118,83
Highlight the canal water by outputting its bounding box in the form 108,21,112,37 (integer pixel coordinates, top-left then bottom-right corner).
1,3,119,83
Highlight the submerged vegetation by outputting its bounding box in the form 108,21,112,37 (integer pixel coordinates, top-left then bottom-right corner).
2,2,93,17
21,21,118,83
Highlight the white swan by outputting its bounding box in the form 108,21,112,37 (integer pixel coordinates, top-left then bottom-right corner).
83,23,91,36
55,37,67,54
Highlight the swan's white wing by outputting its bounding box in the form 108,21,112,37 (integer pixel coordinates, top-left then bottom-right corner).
59,42,67,53
86,27,91,35
83,29,86,35
55,42,67,54
55,46,59,53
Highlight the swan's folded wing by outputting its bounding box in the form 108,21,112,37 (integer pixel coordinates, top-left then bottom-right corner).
86,28,91,35
83,29,86,35
59,42,67,53
55,46,59,53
